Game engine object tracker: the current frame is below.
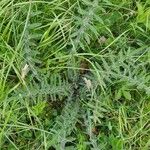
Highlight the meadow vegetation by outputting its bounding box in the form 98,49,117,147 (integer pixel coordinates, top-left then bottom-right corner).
0,0,150,149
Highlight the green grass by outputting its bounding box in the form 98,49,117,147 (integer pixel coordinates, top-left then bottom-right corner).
0,0,150,149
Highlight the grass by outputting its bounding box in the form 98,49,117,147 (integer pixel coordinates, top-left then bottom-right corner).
0,0,150,149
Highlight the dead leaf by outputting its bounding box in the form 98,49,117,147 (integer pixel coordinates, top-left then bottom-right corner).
92,127,99,135
79,60,89,74
98,36,106,44
83,77,92,91
21,64,29,79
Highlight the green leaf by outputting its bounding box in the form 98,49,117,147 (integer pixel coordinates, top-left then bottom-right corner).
115,90,122,100
137,2,144,17
109,134,124,150
122,90,131,100
32,101,46,116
